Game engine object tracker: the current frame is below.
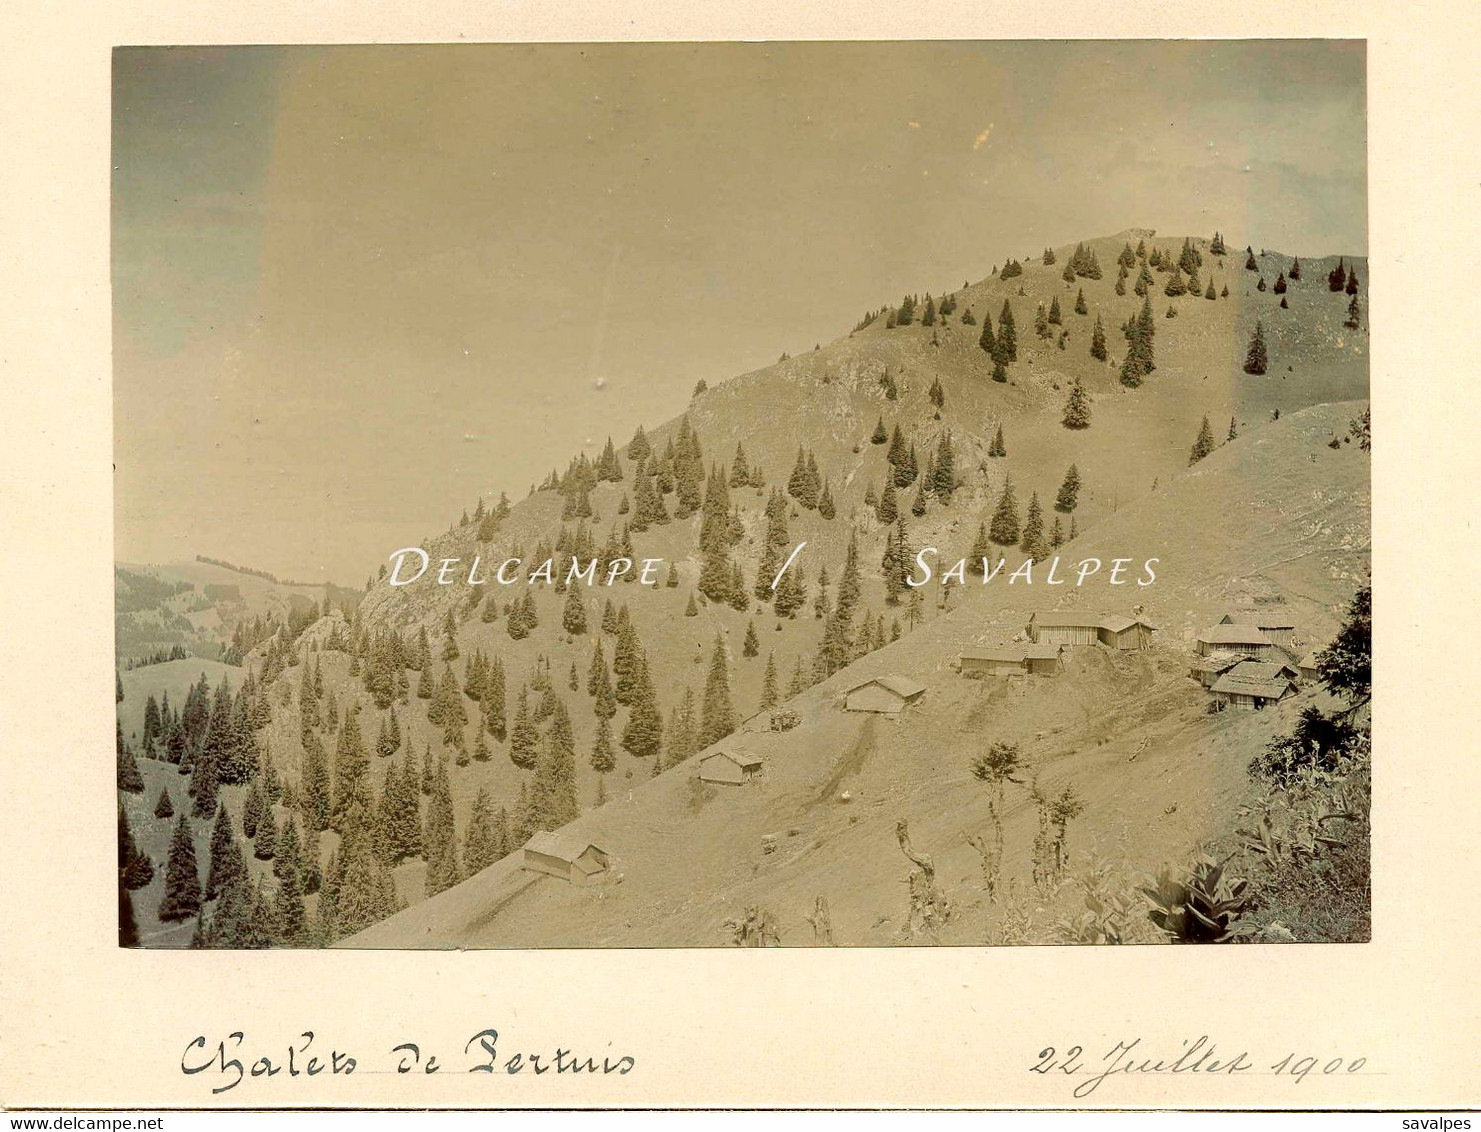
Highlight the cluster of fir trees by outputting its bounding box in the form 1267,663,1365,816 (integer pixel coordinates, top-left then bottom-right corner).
130,671,274,821
727,442,765,491
1062,242,1103,281
471,491,514,542
786,447,835,518
758,488,806,618
699,461,755,609
534,437,626,520
129,592,531,948
809,533,890,681
1119,298,1158,388
976,301,1019,382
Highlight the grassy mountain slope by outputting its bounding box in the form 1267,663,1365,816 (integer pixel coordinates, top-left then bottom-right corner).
344,397,1369,947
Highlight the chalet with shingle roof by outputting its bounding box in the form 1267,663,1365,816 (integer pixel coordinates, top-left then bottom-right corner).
522,832,611,885
1220,610,1298,648
843,675,926,715
960,643,1063,676
1195,623,1279,659
1210,661,1299,710
698,747,766,786
1189,653,1243,688
1027,611,1157,650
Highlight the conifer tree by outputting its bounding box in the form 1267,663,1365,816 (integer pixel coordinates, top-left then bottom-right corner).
1273,271,1287,295
509,688,539,769
871,417,888,444
659,687,698,770
1055,464,1082,512
1062,380,1091,430
997,300,1017,361
203,804,242,901
1288,257,1302,281
558,580,587,636
729,443,751,488
118,804,154,890
1189,415,1217,465
275,842,307,943
1049,516,1064,549
620,651,664,761
760,652,779,711
1119,298,1156,388
742,619,760,657
931,433,956,502
978,311,997,358
699,635,736,748
423,759,461,897
818,479,836,520
1243,320,1269,375
1328,257,1347,292
1346,267,1359,296
1020,492,1049,562
1089,316,1107,361
329,709,371,830
590,713,617,774
464,788,500,876
484,657,507,740
1048,295,1063,325
1345,294,1362,330
989,424,1007,457
1246,249,1259,272
117,725,144,793
877,480,899,523
158,813,202,922
989,475,1021,545
1227,416,1239,442
253,804,277,860
119,883,139,948
532,698,580,830
154,786,174,819
968,522,992,576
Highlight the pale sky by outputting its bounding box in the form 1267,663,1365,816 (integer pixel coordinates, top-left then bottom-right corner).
112,41,1366,583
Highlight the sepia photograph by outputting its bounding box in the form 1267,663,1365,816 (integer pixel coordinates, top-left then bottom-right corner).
109,40,1373,952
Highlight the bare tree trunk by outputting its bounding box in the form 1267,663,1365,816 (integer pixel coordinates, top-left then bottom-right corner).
806,895,834,945
896,819,950,938
896,819,934,876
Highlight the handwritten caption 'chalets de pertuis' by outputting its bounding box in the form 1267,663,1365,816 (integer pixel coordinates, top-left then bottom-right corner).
182,1030,635,1094
1033,1037,1369,1099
